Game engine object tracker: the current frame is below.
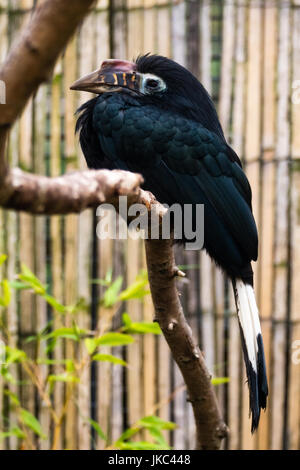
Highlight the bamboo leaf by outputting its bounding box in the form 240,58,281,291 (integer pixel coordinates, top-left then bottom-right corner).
48,373,80,384
119,278,150,301
147,426,169,447
0,254,7,266
20,409,46,439
8,281,30,290
92,354,127,367
118,441,168,450
84,338,97,355
115,427,140,444
138,415,177,430
5,347,26,364
0,426,26,440
87,418,107,441
19,264,46,294
123,321,161,335
102,276,123,307
46,327,86,341
122,312,132,327
44,294,67,313
96,332,134,347
211,377,230,386
0,279,11,307
4,389,20,406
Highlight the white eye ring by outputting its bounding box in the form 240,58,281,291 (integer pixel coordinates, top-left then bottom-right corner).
141,73,167,94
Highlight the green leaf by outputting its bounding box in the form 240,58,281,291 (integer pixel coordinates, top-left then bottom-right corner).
8,281,30,290
0,426,26,440
20,409,46,439
25,335,39,344
4,389,20,406
26,321,53,343
19,264,46,294
147,426,169,447
0,366,16,383
0,254,7,267
92,353,127,367
211,377,230,386
52,72,62,85
84,338,97,355
0,280,11,307
87,418,107,441
119,278,150,301
115,427,140,444
97,332,134,347
138,415,177,431
48,373,80,384
105,268,113,285
48,372,78,395
102,276,123,307
12,426,26,439
65,359,75,373
122,312,132,327
5,346,26,364
45,338,57,355
44,294,67,313
118,441,168,450
46,327,86,341
123,321,161,335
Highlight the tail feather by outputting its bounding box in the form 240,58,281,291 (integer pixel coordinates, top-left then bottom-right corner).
232,278,268,432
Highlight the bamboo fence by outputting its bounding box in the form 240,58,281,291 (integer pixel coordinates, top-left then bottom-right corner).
0,0,299,450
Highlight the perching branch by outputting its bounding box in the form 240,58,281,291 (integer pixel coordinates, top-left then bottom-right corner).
0,0,229,450
0,168,143,215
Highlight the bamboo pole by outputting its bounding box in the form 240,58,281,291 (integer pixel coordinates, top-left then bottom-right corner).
33,82,49,449
243,0,263,449
64,34,79,451
125,0,144,438
271,3,291,450
287,0,300,450
50,60,64,450
228,0,247,450
257,1,278,450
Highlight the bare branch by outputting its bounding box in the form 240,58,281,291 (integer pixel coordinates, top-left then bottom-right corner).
0,168,144,214
0,0,96,128
145,239,229,449
0,0,96,181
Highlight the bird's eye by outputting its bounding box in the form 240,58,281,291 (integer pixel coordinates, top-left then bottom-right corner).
145,78,159,89
141,74,166,94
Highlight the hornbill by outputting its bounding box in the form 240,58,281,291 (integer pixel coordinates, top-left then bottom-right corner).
71,54,268,432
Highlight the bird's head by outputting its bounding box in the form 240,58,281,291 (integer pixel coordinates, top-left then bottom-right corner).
71,54,225,140
70,56,166,96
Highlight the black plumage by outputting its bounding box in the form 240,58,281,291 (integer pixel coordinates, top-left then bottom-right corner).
73,54,268,431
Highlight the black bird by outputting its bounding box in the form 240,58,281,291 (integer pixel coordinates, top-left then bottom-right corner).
71,54,268,432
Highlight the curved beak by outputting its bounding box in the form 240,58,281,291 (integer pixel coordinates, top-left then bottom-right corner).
70,59,141,94
70,69,102,93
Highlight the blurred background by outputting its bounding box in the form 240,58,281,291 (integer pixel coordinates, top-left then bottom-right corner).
0,0,299,450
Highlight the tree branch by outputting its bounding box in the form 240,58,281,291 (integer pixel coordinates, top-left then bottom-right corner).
145,239,229,449
0,0,97,187
0,0,96,128
0,168,143,214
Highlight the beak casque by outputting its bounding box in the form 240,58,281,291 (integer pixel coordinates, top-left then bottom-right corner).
70,59,141,94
